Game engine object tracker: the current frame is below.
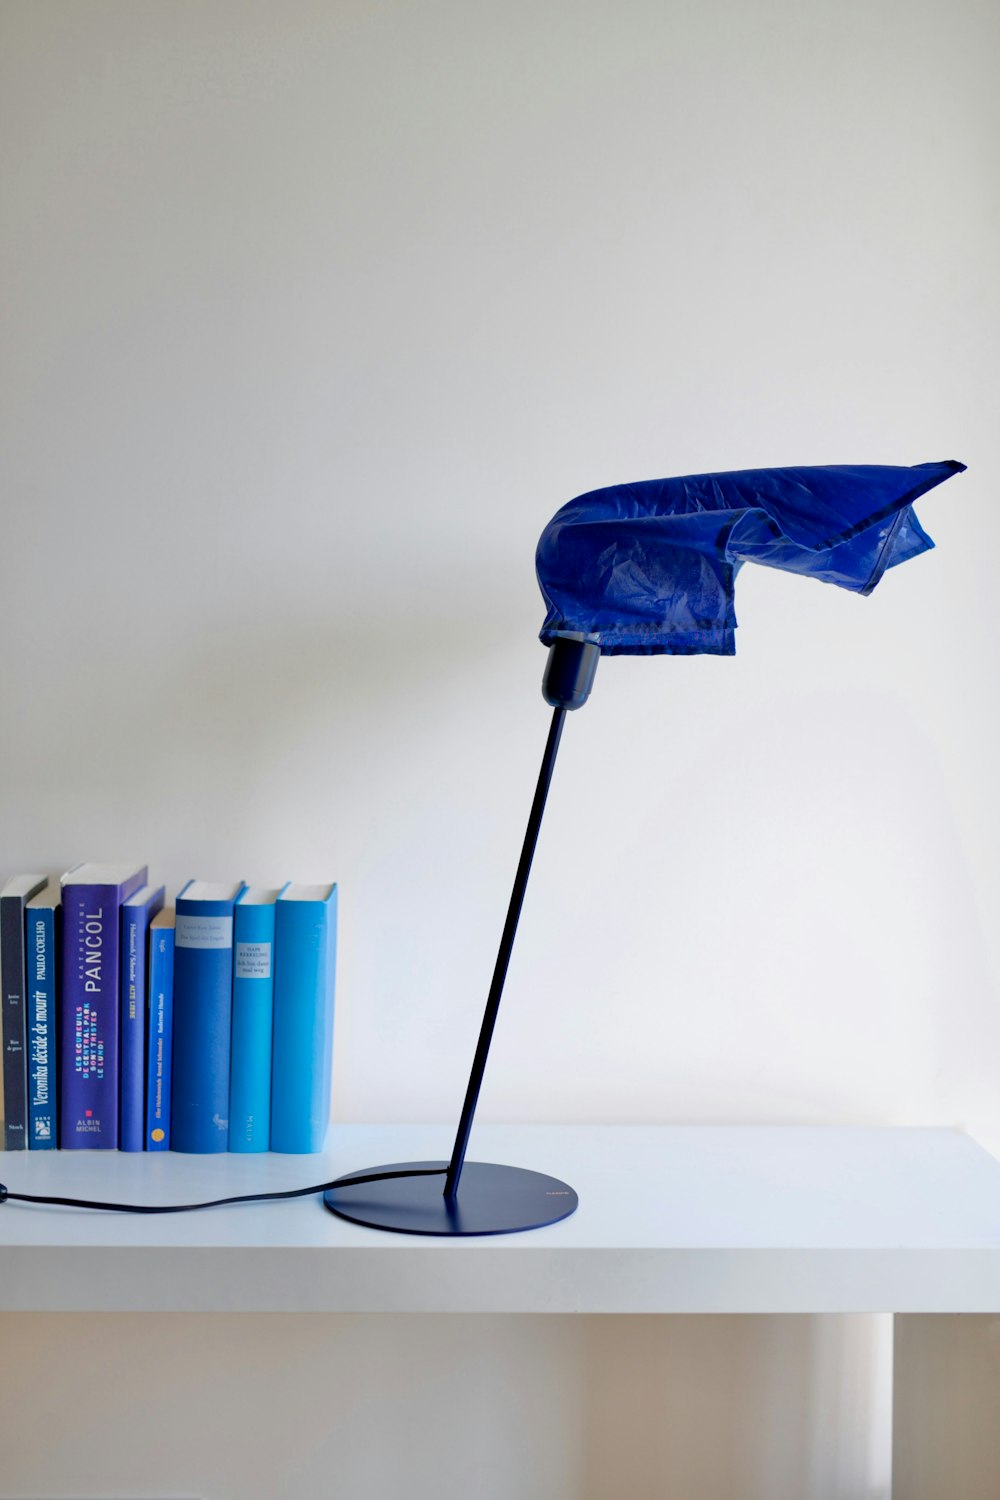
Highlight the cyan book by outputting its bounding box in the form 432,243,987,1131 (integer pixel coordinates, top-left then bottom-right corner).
270,882,338,1154
119,883,165,1151
25,880,61,1149
2,874,47,1150
145,907,175,1150
229,884,286,1152
60,862,148,1149
170,880,243,1153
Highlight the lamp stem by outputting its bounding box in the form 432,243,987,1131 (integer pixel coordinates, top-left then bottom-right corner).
443,704,568,1201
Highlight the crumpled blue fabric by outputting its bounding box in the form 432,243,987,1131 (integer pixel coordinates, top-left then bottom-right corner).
536,461,965,655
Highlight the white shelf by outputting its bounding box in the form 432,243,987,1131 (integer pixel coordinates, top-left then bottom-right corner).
2,1124,1000,1314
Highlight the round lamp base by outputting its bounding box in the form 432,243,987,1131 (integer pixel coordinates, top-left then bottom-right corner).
323,1159,578,1237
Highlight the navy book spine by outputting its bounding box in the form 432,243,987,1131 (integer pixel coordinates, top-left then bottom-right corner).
2,879,46,1150
145,910,175,1150
60,871,147,1148
120,886,165,1151
27,900,60,1148
171,885,241,1153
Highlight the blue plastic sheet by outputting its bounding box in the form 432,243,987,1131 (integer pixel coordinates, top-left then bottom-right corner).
537,461,965,655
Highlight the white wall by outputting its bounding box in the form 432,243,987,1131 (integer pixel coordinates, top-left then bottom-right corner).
1,2,996,1497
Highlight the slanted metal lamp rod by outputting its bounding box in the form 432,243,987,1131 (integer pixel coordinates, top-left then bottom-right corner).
443,634,600,1201
322,633,600,1235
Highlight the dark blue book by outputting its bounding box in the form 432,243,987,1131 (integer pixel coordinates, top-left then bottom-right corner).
60,862,147,1149
119,883,165,1151
145,907,175,1150
270,882,338,1154
171,880,243,1153
25,880,61,1148
229,885,285,1152
2,874,47,1150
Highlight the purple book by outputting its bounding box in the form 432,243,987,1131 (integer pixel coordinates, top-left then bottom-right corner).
60,862,147,1149
120,883,165,1151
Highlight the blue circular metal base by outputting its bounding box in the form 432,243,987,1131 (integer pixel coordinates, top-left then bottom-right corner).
323,1160,578,1237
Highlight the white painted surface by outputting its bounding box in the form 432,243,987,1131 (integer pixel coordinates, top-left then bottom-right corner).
0,0,997,1149
2,1125,999,1313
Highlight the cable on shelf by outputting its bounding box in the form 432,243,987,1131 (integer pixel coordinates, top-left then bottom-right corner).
0,1165,447,1214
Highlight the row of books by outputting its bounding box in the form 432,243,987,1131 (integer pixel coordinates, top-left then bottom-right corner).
1,865,337,1154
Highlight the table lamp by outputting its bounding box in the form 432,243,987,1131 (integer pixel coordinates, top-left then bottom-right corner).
324,459,966,1237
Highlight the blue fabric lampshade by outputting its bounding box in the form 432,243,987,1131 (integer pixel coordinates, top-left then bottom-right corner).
537,460,966,655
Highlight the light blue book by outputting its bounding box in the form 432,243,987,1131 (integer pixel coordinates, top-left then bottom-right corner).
25,881,61,1149
120,883,165,1151
270,883,338,1154
171,880,244,1153
229,884,287,1152
145,907,175,1150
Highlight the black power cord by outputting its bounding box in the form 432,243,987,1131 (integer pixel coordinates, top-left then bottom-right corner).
0,1165,446,1214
